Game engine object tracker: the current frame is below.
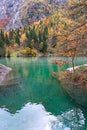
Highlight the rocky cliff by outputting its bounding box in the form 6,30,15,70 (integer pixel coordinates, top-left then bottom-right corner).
0,0,66,30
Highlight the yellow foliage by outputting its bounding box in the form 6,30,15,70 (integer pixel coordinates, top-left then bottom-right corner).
13,43,19,47
21,33,27,42
20,47,37,56
6,46,14,56
26,47,31,54
31,49,37,55
4,32,9,37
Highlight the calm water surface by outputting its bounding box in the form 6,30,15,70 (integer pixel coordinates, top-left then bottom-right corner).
0,57,87,130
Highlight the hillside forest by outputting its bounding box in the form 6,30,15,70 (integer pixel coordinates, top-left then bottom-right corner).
0,0,87,58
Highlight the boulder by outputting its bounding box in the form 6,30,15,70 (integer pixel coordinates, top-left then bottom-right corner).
0,64,13,85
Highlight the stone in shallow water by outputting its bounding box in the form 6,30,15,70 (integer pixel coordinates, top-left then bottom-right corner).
0,64,13,85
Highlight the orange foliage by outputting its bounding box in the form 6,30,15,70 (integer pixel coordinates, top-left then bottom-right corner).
20,33,27,43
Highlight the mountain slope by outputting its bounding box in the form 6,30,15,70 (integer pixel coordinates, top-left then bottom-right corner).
0,0,66,30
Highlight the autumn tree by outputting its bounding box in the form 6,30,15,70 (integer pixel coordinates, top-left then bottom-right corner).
59,0,87,71
51,35,57,48
9,30,13,39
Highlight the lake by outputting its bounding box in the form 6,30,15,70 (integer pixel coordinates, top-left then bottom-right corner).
0,57,87,130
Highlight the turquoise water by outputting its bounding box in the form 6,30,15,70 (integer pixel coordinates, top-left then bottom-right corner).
0,57,87,130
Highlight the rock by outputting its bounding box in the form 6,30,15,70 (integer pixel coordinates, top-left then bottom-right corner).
62,81,87,108
0,64,13,85
53,66,87,108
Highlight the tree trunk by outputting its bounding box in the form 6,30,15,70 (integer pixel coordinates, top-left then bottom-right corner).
72,56,75,72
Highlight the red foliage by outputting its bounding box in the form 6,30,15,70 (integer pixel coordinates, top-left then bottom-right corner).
0,18,10,23
52,60,68,66
0,18,10,28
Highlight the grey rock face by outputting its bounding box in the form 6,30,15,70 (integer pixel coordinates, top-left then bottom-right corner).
0,0,66,30
0,0,25,30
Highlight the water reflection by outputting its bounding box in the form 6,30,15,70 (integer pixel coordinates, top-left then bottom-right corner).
0,57,87,129
56,109,85,130
0,103,86,130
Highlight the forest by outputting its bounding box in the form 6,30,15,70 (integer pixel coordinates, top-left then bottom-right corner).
0,0,86,58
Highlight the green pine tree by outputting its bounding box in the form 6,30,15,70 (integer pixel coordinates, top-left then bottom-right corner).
15,35,20,45
5,34,10,45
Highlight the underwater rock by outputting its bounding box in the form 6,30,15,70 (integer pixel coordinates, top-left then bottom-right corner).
0,64,13,85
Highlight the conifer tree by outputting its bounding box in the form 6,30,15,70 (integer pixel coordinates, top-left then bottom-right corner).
15,35,20,45
5,34,10,45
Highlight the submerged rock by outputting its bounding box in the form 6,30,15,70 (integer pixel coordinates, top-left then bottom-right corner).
0,64,13,85
53,66,87,108
62,82,87,108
